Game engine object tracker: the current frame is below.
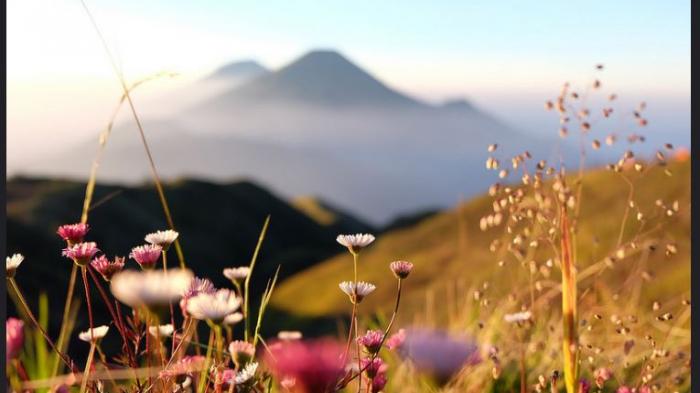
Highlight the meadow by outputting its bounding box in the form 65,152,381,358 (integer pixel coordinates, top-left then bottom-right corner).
5,65,691,393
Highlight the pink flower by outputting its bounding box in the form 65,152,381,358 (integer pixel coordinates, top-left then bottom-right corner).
616,387,632,393
360,358,387,379
385,328,406,350
358,330,384,354
6,318,24,362
370,373,388,393
129,244,162,269
389,261,413,279
91,255,125,281
264,339,345,393
57,223,89,244
594,367,613,388
638,386,652,393
229,340,256,366
159,355,206,378
62,242,100,266
179,277,216,317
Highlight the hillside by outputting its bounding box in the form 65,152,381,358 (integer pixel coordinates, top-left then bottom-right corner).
271,159,691,323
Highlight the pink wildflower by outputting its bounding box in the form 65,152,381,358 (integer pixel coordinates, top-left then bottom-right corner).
6,318,24,362
62,242,100,266
360,358,387,379
594,367,613,388
579,379,591,393
358,330,384,354
264,339,345,393
57,223,89,245
179,277,216,317
129,244,162,269
616,386,632,393
159,355,206,378
370,373,388,393
385,328,406,350
91,255,125,281
389,260,413,279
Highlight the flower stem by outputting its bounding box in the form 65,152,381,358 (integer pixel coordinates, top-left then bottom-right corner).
560,206,578,393
8,278,74,371
80,267,95,341
80,342,96,393
52,263,78,376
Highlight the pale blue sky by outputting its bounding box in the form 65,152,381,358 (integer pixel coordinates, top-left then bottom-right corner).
7,0,690,163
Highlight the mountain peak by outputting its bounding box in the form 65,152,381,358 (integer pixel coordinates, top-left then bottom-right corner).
210,49,425,109
208,60,269,80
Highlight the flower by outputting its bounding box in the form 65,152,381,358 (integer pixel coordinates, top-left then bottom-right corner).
6,318,24,362
616,387,632,393
579,379,591,393
78,325,109,342
358,330,384,354
186,289,241,322
395,328,481,383
224,312,244,325
389,261,413,279
110,268,193,307
57,223,89,244
264,339,345,393
148,324,174,337
219,362,259,387
129,244,162,269
223,266,250,283
594,367,613,388
503,310,532,323
6,253,24,278
90,256,125,281
229,340,256,366
336,233,375,254
360,358,387,379
62,242,100,266
159,356,206,378
180,277,216,317
370,373,387,393
385,329,406,350
145,230,179,251
277,330,303,341
339,281,376,304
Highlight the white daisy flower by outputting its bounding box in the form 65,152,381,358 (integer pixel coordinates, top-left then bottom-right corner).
6,253,24,278
277,330,303,341
186,289,241,322
223,267,250,282
145,229,179,250
149,324,174,337
504,310,533,323
235,362,258,385
223,312,244,326
79,325,110,342
339,281,376,304
336,234,375,253
110,269,193,307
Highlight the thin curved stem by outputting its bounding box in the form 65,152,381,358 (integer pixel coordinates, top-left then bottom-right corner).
80,267,95,341
8,278,75,372
52,264,78,376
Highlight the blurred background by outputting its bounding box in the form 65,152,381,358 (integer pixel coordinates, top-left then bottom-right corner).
6,0,690,342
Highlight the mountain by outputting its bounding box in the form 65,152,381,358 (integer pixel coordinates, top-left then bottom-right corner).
6,176,373,338
206,60,269,81
271,159,691,321
15,49,563,224
292,196,376,235
198,50,422,110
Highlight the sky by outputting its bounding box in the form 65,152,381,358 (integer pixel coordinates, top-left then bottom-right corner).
7,0,691,166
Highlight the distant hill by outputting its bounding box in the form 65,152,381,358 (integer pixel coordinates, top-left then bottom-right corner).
292,196,376,234
6,176,373,338
16,48,561,224
271,159,691,323
206,60,269,81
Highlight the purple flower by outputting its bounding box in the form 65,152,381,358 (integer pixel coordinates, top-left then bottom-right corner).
370,373,387,393
360,358,387,379
395,328,481,383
